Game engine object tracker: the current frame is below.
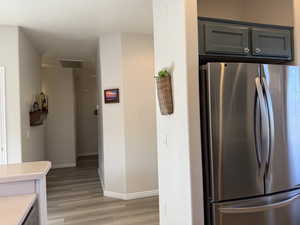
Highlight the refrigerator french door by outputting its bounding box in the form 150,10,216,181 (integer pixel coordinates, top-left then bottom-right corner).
200,63,300,225
261,65,300,194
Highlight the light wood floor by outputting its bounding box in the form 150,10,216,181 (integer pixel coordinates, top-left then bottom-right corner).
47,156,159,225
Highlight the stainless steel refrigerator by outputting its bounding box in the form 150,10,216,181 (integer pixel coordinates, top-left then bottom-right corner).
200,63,300,225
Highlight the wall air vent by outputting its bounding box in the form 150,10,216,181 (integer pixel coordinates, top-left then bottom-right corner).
60,59,83,68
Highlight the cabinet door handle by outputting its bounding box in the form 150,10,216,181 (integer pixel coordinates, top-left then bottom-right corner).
255,48,262,54
244,48,250,53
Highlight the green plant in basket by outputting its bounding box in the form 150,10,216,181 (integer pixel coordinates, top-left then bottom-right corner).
155,69,170,78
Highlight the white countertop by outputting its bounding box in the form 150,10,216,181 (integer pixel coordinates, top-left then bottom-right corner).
0,194,37,225
0,161,51,184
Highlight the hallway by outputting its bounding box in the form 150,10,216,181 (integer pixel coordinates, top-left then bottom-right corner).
47,156,159,225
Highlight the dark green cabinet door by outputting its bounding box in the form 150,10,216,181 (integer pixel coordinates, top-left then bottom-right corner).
251,28,292,58
204,23,250,56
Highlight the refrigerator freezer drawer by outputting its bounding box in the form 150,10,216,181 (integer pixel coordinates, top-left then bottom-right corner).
212,189,300,225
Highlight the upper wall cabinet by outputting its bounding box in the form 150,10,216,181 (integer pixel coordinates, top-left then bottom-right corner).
204,23,250,56
199,17,294,64
251,28,291,58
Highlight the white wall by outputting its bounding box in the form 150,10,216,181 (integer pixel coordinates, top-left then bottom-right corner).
42,67,76,168
74,67,98,157
122,33,158,193
19,29,45,162
99,33,158,198
0,26,22,164
153,0,203,225
99,34,127,194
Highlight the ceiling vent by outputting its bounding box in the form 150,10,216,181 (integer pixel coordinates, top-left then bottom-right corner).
60,59,83,68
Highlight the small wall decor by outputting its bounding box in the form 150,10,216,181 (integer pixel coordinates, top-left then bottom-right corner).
104,89,120,104
155,69,173,115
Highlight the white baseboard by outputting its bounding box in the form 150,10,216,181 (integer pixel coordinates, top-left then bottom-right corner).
97,168,105,190
126,190,159,200
104,191,127,200
77,152,98,157
52,163,76,169
104,189,159,200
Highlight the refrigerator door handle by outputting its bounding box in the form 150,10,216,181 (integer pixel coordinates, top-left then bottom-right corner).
254,95,262,167
219,193,300,214
261,77,275,178
255,77,269,174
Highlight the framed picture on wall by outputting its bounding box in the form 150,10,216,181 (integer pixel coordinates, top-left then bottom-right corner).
104,89,120,104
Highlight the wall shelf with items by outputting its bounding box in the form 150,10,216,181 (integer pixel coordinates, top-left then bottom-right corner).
30,111,44,126
29,92,48,127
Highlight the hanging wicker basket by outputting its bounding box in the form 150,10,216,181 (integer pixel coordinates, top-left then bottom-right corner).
156,75,173,115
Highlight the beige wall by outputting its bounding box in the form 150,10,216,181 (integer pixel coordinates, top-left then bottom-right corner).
99,33,127,194
198,0,244,20
0,26,45,163
0,67,5,164
293,0,300,65
19,29,45,162
42,67,76,168
99,33,158,197
198,0,294,26
243,0,293,26
96,44,104,186
153,0,203,224
74,67,98,157
122,33,158,193
0,26,22,164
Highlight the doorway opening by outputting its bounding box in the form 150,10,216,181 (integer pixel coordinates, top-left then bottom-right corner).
73,61,99,165
43,48,160,224
41,58,99,170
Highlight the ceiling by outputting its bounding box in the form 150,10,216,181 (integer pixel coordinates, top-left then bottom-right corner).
0,0,153,61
